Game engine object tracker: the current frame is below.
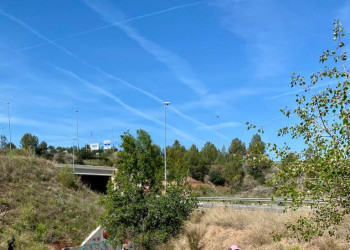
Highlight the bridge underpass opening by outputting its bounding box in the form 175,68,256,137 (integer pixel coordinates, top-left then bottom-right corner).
79,175,110,193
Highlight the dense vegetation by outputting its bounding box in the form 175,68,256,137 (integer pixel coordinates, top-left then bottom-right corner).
1,129,274,195
100,130,197,249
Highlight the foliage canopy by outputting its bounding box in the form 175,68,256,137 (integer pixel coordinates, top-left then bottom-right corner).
100,129,197,249
249,20,350,241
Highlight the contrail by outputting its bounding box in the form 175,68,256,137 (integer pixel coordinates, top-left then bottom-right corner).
0,7,222,137
268,80,338,100
16,1,206,52
83,0,209,96
50,63,205,145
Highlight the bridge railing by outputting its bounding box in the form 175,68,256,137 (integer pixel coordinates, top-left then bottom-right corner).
197,197,325,204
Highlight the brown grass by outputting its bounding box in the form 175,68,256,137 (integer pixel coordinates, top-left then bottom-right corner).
161,208,350,250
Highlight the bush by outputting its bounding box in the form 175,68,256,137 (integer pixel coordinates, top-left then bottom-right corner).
189,164,208,182
209,169,225,185
59,165,78,190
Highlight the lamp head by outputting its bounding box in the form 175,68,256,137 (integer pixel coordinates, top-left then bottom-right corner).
164,102,170,105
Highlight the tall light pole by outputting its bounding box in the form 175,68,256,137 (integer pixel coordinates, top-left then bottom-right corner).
6,102,11,150
72,137,77,167
112,127,115,152
216,114,220,149
164,101,170,192
75,110,79,150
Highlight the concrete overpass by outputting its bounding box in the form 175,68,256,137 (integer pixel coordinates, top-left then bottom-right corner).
55,164,117,192
55,164,116,176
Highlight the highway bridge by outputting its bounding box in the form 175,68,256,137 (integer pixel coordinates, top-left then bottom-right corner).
55,164,116,192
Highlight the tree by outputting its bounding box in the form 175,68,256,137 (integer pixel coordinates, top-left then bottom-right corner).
5,142,16,149
100,130,197,249
37,141,47,155
20,133,39,152
228,138,246,157
209,169,225,185
251,20,350,241
201,142,218,165
248,134,265,155
166,140,187,180
1,135,7,149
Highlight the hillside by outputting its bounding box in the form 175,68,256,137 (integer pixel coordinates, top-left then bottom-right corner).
0,154,103,249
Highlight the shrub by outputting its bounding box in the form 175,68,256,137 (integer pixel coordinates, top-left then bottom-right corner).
209,169,225,185
59,165,78,190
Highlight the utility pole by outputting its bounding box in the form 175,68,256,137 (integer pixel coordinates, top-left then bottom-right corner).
6,102,11,150
76,110,79,150
164,101,170,192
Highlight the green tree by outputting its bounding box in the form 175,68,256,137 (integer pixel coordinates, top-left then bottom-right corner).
228,138,246,157
201,142,218,165
166,140,187,180
1,135,7,148
100,130,197,249
223,158,245,187
37,141,47,155
251,20,350,241
209,169,225,185
248,134,265,155
5,142,16,149
20,133,39,152
38,141,54,160
184,144,208,181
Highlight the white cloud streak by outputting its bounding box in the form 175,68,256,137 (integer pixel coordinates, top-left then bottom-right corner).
0,7,219,136
268,80,338,100
50,64,205,145
17,1,206,52
197,121,241,130
83,0,209,96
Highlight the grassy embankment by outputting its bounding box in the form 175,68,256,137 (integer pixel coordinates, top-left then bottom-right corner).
161,208,350,250
0,152,103,249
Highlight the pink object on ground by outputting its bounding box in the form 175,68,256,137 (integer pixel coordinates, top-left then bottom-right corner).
230,245,240,250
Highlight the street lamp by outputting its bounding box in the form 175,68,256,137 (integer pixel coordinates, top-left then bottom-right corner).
164,101,170,192
216,114,220,148
112,127,115,152
72,137,77,167
6,102,11,150
75,110,79,150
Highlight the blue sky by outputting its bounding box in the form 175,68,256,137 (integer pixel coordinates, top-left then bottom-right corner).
0,0,349,153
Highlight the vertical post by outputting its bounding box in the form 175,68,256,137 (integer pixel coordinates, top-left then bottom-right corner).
73,137,75,167
76,110,79,150
112,127,115,152
73,137,77,169
216,114,219,149
164,101,170,192
6,102,11,150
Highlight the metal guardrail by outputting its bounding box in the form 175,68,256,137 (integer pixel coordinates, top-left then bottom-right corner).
197,197,325,204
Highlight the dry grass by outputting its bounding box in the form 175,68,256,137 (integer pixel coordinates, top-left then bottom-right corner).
161,208,350,250
0,154,103,249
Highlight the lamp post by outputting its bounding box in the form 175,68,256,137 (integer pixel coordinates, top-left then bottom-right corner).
6,102,11,150
75,110,79,150
72,137,77,167
164,101,170,192
112,127,115,152
216,114,220,149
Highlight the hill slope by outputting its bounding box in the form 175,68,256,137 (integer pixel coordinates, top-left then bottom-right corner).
0,154,103,249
